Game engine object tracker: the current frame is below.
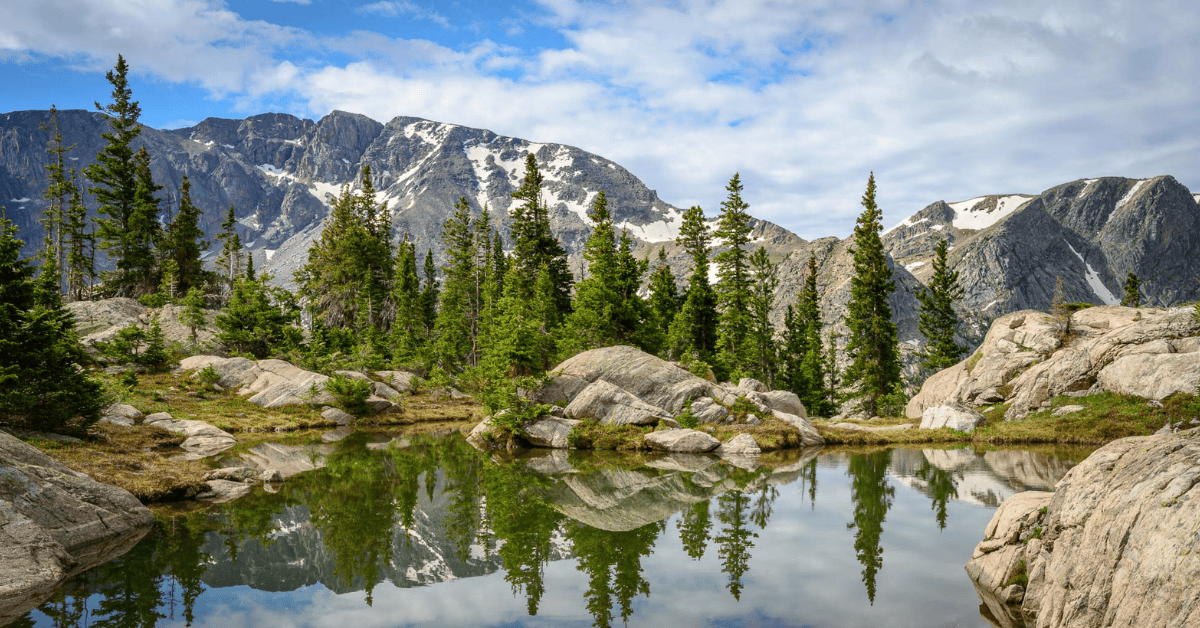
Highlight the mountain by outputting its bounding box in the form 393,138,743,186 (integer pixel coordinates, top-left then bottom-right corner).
2,108,1197,368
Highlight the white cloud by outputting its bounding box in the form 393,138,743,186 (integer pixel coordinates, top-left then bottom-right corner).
2,0,1198,239
358,1,451,28
269,0,312,5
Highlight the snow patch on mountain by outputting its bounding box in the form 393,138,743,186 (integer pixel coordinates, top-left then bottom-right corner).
905,261,926,272
884,216,927,235
1106,179,1149,226
949,195,1030,230
616,206,684,243
1064,240,1119,305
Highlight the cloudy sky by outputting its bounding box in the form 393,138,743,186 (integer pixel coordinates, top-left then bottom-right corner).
1,0,1197,238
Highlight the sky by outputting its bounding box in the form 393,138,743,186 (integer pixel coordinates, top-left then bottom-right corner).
1,0,1198,239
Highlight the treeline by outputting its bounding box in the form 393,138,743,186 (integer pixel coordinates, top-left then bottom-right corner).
2,56,972,435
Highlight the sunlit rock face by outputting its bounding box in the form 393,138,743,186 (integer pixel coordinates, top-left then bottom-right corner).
966,429,1200,628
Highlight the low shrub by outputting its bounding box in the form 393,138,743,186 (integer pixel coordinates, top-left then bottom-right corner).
325,373,373,415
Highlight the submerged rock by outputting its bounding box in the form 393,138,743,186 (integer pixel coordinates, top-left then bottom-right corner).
965,429,1200,627
0,432,154,625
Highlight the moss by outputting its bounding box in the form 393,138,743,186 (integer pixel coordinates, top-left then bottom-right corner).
1005,559,1029,587
567,419,652,450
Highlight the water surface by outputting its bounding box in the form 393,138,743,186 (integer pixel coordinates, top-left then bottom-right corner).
13,433,1092,628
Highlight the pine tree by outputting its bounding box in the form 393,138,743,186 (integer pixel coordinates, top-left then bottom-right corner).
1121,272,1140,307
714,173,755,376
561,191,621,356
163,176,208,297
216,268,297,359
0,215,103,434
434,198,477,369
666,205,718,362
85,55,145,297
842,174,902,417
915,238,966,373
646,249,680,352
63,173,96,301
614,230,654,351
747,247,778,385
180,286,207,348
41,105,74,295
390,238,425,365
214,205,242,293
140,314,169,369
420,248,438,333
508,154,572,316
296,168,393,332
782,254,832,415
125,146,163,296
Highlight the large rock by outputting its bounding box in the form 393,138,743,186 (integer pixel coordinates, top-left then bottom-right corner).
908,307,1200,420
771,411,825,447
522,416,581,449
0,432,154,625
549,345,732,413
565,379,673,427
142,413,237,459
644,429,721,453
180,355,336,407
688,397,729,423
965,430,1200,627
374,370,419,394
919,403,986,432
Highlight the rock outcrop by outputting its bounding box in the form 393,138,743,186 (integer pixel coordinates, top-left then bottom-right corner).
66,298,219,350
565,380,673,426
919,403,986,432
965,429,1200,628
909,306,1200,420
0,432,154,625
180,355,341,408
142,412,238,459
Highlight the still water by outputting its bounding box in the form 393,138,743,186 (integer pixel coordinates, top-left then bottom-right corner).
13,432,1092,628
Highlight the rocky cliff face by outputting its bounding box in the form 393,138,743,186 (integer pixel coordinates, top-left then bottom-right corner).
3,108,1198,364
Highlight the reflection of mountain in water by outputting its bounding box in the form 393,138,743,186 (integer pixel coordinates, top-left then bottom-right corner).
888,447,1082,508
200,474,509,594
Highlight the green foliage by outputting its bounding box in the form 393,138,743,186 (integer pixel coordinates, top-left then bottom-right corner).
781,254,835,416
508,154,573,318
214,205,242,292
139,314,169,370
197,365,221,388
846,449,895,604
180,286,208,348
842,174,902,417
325,373,373,415
916,238,966,373
0,216,107,434
100,324,146,363
118,369,139,390
677,399,699,429
877,381,909,418
163,175,209,297
215,272,299,359
747,247,779,385
666,205,718,362
138,292,168,308
1121,271,1140,307
714,173,755,375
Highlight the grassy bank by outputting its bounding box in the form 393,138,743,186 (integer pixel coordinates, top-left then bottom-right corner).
814,391,1200,446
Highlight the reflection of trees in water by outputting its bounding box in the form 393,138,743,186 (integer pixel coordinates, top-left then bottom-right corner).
913,456,958,530
30,513,211,628
715,491,758,601
677,500,712,560
846,449,895,605
480,462,563,616
566,521,662,628
799,458,818,510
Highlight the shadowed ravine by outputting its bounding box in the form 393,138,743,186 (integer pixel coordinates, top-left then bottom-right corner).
9,432,1093,628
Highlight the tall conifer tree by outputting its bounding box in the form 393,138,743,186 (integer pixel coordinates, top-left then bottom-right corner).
915,238,965,373
41,105,74,294
747,247,778,385
215,205,242,293
666,205,718,362
163,176,208,297
714,174,754,376
842,174,902,416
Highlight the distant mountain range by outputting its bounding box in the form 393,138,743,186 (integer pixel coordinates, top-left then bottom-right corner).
2,108,1197,360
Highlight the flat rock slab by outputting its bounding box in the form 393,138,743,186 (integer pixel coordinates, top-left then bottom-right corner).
143,413,237,459
644,429,720,453
196,480,253,504
715,433,762,456
772,411,826,446
320,406,355,425
919,403,986,433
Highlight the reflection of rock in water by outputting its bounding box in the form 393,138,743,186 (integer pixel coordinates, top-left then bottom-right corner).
200,470,515,594
526,449,822,532
889,447,1081,508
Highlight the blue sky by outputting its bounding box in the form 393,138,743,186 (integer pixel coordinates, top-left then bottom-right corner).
2,0,1198,238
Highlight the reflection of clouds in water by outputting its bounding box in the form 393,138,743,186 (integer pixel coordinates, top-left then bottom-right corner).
173,457,1001,628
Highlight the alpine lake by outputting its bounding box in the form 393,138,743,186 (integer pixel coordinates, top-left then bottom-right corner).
12,430,1094,628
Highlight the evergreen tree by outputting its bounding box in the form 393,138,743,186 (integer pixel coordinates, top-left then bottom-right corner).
390,238,425,365
0,215,104,434
214,205,242,293
747,247,778,385
508,154,572,316
1121,271,1140,307
420,248,438,333
126,145,163,296
140,314,168,369
782,254,832,415
163,176,208,297
646,248,680,353
915,238,966,373
560,191,621,356
295,167,393,332
434,198,477,369
842,174,902,417
215,269,297,359
614,230,654,350
180,286,207,348
40,105,74,295
85,55,145,297
666,205,718,363
63,173,96,301
824,331,842,413
714,173,755,376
